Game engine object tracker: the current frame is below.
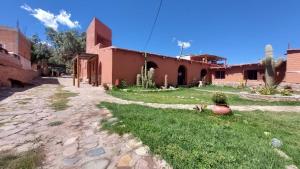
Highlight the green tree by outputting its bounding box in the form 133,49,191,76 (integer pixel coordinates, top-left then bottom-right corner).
30,34,53,64
45,28,86,72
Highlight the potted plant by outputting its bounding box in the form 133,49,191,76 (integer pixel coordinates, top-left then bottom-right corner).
211,92,232,115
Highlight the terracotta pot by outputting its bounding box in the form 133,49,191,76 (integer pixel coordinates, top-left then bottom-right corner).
212,105,232,115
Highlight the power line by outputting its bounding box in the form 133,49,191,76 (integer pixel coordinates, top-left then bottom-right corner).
143,0,163,50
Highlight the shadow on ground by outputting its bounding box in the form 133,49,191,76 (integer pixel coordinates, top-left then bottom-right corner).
0,77,59,101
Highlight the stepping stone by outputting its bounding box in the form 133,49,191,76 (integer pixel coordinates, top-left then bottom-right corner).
107,117,118,123
274,148,290,159
63,144,78,157
64,137,78,146
135,146,150,156
63,157,81,166
86,147,105,157
286,165,298,169
135,158,150,169
81,159,109,169
117,154,132,167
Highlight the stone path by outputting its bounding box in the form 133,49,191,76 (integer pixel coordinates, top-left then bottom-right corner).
0,77,170,169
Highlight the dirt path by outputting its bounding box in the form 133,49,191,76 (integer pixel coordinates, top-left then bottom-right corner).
0,77,169,169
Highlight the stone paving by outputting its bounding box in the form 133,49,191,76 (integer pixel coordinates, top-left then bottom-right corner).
1,77,299,169
0,77,170,169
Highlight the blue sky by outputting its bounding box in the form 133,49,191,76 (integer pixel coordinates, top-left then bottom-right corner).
1,0,300,64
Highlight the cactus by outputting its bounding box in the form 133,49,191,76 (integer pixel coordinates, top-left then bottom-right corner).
164,74,168,88
137,53,156,88
261,44,283,87
136,74,141,86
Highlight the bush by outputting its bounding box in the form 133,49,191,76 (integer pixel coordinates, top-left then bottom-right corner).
258,86,277,95
212,92,228,105
280,89,292,96
117,80,127,89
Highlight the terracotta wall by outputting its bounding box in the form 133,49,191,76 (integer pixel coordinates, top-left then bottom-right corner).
0,52,21,68
111,48,211,86
0,65,38,87
97,47,113,85
285,51,300,84
86,18,112,53
0,27,17,53
17,31,31,60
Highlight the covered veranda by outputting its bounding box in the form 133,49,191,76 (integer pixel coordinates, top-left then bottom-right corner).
72,53,99,88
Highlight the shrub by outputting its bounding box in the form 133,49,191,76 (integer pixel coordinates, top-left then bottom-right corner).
117,80,127,89
258,86,277,95
280,89,292,96
212,92,228,105
103,83,110,91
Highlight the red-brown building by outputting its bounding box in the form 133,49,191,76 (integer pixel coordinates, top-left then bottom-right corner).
0,26,38,87
75,18,300,89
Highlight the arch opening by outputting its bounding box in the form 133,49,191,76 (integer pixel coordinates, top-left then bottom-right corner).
178,65,187,86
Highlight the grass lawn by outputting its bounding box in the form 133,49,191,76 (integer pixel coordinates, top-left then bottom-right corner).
0,149,42,169
108,87,300,106
49,86,78,111
99,102,300,169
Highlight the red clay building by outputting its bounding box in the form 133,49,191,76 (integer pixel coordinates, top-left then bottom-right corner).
0,26,38,87
75,18,300,89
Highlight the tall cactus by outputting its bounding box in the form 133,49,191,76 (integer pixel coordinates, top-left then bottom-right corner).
136,53,156,88
261,44,283,87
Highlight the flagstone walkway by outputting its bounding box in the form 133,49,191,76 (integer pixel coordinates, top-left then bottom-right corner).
0,77,170,169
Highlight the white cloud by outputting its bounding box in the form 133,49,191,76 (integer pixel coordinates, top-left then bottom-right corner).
177,40,191,49
56,10,80,29
20,4,80,31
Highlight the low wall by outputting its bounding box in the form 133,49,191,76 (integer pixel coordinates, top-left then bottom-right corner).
0,65,39,87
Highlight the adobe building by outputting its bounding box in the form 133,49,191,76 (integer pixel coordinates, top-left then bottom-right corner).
0,26,38,87
74,18,300,89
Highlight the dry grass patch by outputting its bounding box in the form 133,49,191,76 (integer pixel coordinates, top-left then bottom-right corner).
50,86,78,111
0,149,43,169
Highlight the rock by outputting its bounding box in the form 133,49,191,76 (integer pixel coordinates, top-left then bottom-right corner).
271,138,283,148
83,142,98,149
135,158,150,169
107,117,118,123
63,157,81,166
286,165,299,169
63,144,78,157
81,159,110,169
126,139,142,149
64,137,78,146
274,148,290,159
135,146,150,156
117,154,132,167
86,147,105,157
1,125,16,131
0,144,15,152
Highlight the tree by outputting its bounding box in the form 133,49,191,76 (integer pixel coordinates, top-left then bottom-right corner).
45,28,86,72
30,34,52,64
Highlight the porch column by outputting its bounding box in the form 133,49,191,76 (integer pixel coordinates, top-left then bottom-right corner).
77,56,80,88
73,58,75,86
96,57,99,86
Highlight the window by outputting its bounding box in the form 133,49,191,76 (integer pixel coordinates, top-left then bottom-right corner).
246,70,257,80
215,71,225,79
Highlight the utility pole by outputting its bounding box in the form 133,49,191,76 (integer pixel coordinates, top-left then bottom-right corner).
179,44,185,58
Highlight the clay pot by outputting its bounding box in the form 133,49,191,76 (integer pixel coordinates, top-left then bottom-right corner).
212,105,232,115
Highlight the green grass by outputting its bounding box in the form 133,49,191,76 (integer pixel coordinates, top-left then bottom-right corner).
99,102,300,169
50,86,78,111
48,121,64,126
0,149,42,169
109,88,300,106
